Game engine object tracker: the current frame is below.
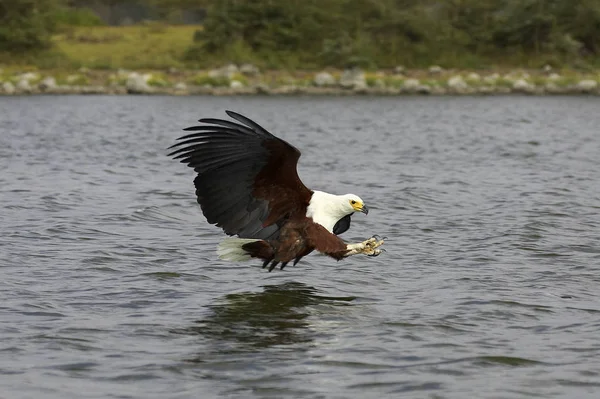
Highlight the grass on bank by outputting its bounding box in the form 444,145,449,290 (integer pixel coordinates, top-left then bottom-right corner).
51,24,200,70
1,25,600,76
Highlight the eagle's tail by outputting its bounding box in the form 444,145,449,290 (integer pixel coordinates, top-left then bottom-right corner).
216,238,273,262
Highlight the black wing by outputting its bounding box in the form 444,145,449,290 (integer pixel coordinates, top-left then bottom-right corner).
332,214,352,235
168,110,312,240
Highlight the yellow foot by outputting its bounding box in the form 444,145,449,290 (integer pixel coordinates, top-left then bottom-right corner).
345,235,386,257
362,235,386,256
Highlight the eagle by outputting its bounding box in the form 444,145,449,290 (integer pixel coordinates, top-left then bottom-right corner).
169,110,385,271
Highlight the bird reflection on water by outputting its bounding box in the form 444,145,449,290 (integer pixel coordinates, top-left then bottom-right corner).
180,282,356,351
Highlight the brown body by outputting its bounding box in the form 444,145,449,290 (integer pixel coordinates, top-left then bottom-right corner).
241,217,350,271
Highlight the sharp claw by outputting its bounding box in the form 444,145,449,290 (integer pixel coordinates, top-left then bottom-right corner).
372,234,381,240
368,249,382,257
381,236,388,241
262,258,271,269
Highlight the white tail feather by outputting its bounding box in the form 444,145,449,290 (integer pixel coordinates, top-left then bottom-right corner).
216,238,262,262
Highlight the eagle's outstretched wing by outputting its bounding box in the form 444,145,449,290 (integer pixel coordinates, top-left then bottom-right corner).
168,111,312,239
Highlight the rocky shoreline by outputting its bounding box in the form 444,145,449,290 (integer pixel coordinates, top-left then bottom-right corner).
1,64,599,96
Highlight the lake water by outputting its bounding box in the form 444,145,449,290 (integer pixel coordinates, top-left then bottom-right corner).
1,95,600,399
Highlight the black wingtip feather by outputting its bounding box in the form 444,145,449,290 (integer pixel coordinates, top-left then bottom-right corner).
225,110,271,136
268,260,279,272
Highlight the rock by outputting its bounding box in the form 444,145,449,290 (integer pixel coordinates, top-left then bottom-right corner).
402,78,420,91
547,73,561,81
394,65,405,75
467,72,481,81
544,82,561,94
483,73,500,85
254,83,270,94
207,69,222,79
543,64,553,73
174,82,187,91
38,76,57,91
19,72,40,82
447,75,468,92
168,67,179,75
208,64,238,80
223,64,238,76
576,79,598,93
352,85,369,95
428,65,443,74
374,79,385,88
78,67,90,74
240,63,260,76
314,72,335,87
339,68,366,89
477,86,495,95
1,81,15,94
126,72,152,94
269,85,299,95
230,80,244,89
416,85,432,94
512,79,535,93
430,86,447,95
66,74,88,85
16,79,31,93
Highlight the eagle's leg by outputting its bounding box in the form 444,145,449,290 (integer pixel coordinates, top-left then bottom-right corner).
344,236,385,257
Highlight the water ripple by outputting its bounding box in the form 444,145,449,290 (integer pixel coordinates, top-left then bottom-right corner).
1,95,600,398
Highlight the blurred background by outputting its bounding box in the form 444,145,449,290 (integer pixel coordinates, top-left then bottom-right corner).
1,0,600,71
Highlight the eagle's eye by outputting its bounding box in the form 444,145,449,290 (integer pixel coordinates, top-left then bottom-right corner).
351,200,357,205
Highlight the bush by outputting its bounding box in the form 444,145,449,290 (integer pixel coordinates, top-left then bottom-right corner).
0,0,63,52
53,7,104,28
186,0,600,69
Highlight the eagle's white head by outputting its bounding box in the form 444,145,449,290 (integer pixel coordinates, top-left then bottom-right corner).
306,191,368,233
339,193,369,215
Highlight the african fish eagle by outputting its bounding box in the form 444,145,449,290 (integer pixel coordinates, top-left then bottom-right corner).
169,110,385,271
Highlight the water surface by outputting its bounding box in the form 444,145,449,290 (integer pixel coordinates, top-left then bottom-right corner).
1,95,600,398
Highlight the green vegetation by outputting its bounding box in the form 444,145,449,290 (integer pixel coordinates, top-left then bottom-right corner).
190,72,229,87
189,0,600,70
1,0,600,71
0,0,62,52
53,25,198,69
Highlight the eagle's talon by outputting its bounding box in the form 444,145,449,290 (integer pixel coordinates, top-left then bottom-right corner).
367,237,385,249
368,249,382,257
364,237,377,248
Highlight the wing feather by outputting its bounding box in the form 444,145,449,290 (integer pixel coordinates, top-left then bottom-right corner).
169,111,312,239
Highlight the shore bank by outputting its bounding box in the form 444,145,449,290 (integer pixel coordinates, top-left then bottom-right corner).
1,65,599,96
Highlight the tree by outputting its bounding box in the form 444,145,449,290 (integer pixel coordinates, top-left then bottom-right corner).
0,0,64,52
